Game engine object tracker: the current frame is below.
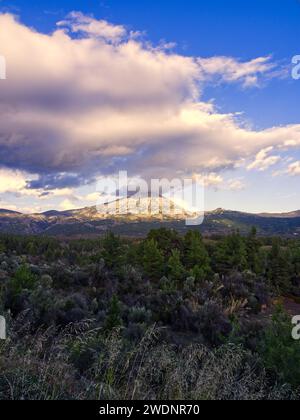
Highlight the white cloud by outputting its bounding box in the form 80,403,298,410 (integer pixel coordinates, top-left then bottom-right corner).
85,192,102,202
198,56,276,87
0,12,298,200
195,173,224,187
57,11,127,42
247,147,281,171
0,168,28,193
59,198,81,211
0,167,82,211
195,173,246,192
287,161,300,176
226,179,246,191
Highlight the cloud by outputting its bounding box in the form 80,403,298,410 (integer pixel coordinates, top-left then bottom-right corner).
197,56,276,87
195,173,246,192
57,11,127,42
85,192,101,203
0,12,298,199
195,173,224,187
0,168,27,193
0,168,40,196
287,161,300,176
59,198,81,211
247,147,281,171
226,179,246,191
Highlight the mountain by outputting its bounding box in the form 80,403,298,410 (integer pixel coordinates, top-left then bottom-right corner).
0,199,300,237
0,209,22,215
258,210,300,218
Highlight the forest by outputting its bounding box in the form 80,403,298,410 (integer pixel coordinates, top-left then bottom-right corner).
0,228,299,400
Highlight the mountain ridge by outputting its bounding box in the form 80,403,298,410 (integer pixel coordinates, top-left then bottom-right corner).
7,205,300,219
0,201,300,237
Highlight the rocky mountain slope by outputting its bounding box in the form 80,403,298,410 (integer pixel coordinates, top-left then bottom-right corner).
0,200,300,237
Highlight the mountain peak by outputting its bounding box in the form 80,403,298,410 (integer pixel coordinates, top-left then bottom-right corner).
210,208,226,215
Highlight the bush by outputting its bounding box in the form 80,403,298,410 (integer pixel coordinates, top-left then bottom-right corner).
259,306,300,388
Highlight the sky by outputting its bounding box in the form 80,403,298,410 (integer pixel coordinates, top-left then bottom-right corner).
0,0,300,214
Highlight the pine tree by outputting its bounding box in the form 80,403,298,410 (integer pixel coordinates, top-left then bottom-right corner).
102,232,124,271
167,249,186,283
27,241,37,256
104,295,122,331
143,239,164,280
246,227,261,273
183,231,211,280
267,238,292,292
147,228,183,257
290,241,300,281
214,231,247,274
0,241,6,254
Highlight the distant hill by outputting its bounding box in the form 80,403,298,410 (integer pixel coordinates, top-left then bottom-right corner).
0,199,300,237
258,210,300,219
0,209,22,215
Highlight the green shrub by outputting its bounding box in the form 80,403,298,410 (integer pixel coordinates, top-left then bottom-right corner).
9,265,37,296
259,306,300,388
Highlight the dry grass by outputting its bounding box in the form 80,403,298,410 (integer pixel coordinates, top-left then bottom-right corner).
0,318,296,400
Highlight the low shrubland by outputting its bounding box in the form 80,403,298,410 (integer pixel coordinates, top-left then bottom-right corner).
0,229,299,400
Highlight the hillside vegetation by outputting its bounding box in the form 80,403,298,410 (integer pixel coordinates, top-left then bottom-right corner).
0,228,300,400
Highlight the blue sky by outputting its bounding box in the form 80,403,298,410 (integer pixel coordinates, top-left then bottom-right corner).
0,0,299,213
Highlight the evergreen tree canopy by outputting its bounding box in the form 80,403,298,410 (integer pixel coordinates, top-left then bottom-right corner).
142,239,164,280
167,249,186,282
183,231,211,279
102,232,124,270
214,231,247,274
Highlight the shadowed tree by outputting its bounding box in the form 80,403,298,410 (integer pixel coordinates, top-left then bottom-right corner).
246,227,261,274
167,249,186,283
147,228,183,258
214,231,247,274
183,231,211,280
102,232,124,271
104,295,123,332
267,238,292,292
143,239,164,280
